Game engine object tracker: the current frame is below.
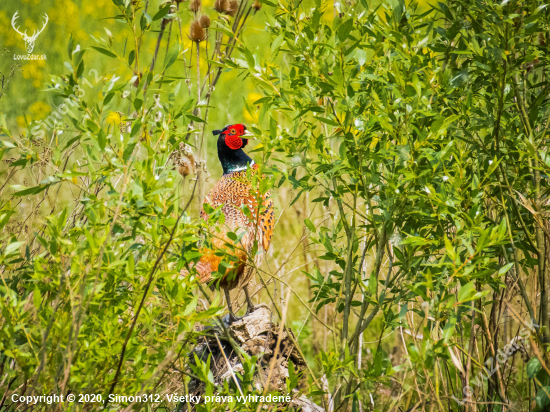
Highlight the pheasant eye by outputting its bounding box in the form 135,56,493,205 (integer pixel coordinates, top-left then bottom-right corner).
229,128,237,135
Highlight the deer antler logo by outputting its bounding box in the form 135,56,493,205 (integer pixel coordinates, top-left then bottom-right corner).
11,11,49,54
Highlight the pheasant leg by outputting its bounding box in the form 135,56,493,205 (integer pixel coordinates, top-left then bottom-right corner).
244,286,256,315
224,288,239,323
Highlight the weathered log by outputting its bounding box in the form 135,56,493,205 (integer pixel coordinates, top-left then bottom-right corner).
184,305,324,412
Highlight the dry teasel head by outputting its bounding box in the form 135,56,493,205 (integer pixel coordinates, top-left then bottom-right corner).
214,0,227,13
190,0,201,12
225,0,238,16
200,15,211,28
252,0,261,10
190,19,206,42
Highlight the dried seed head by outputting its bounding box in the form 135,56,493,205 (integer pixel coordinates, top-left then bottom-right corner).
171,143,196,177
190,0,201,12
252,0,261,10
225,0,238,16
214,0,226,13
189,19,206,42
178,157,196,177
200,15,211,28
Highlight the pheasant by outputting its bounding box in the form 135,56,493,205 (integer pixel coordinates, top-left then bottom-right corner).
183,123,274,321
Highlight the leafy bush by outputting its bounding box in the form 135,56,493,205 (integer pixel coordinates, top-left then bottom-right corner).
0,0,262,409
1,0,550,410
226,0,550,409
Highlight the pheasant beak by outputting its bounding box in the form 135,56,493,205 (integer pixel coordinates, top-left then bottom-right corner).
241,130,256,140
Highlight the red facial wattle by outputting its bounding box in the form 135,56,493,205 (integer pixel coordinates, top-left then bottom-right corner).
225,134,243,150
223,124,247,150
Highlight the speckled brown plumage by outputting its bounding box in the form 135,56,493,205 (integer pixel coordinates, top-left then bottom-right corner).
184,164,274,292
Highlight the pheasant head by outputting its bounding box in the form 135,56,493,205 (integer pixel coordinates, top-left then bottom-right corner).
213,124,255,174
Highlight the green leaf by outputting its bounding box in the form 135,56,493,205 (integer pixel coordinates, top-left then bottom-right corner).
355,49,367,66
62,135,81,151
33,287,42,308
444,235,456,261
269,116,277,140
398,304,407,320
304,219,316,233
536,386,550,410
527,357,542,379
13,184,52,197
5,241,25,256
10,158,29,167
271,34,285,54
98,129,107,151
123,142,137,161
457,282,475,303
128,50,135,66
337,19,354,41
243,47,255,70
140,12,152,31
153,5,170,21
90,46,118,58
130,119,142,136
67,34,74,58
211,22,235,38
442,319,456,343
498,263,513,276
317,116,339,127
133,98,143,111
103,92,115,106
74,50,86,69
76,59,84,79
163,43,179,70
1,140,16,148
186,114,205,123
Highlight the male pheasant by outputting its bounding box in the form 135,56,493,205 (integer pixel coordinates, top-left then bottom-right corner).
184,123,274,321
